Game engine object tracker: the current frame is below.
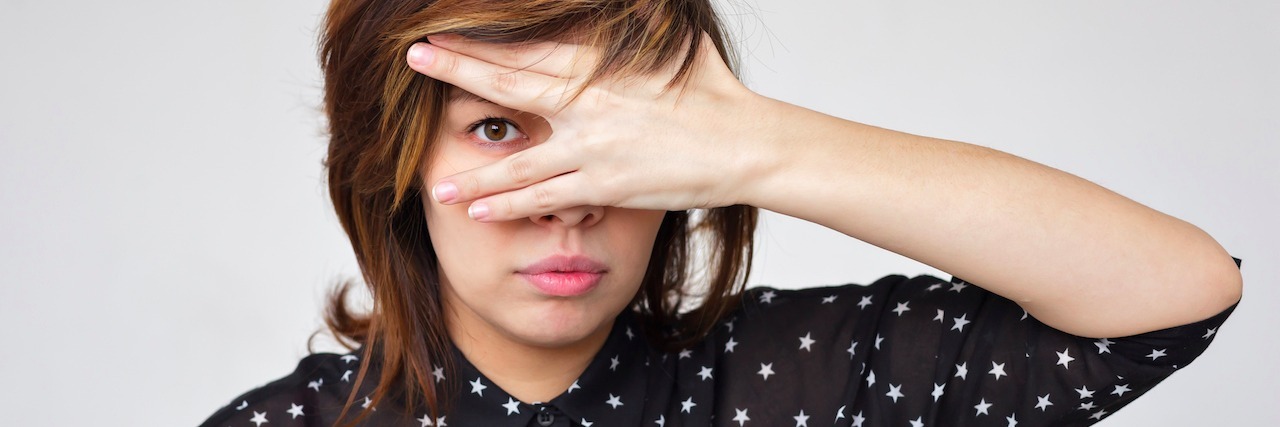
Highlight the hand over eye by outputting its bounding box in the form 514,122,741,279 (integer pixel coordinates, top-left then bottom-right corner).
406,32,775,221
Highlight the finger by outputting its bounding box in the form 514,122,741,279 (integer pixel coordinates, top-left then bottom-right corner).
427,34,599,79
431,135,581,205
465,173,596,222
407,42,566,116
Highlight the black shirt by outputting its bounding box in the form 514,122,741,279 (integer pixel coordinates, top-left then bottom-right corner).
200,260,1240,426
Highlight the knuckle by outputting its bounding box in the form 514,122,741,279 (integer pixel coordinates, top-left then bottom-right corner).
531,186,555,211
506,155,533,184
490,71,519,94
440,53,461,76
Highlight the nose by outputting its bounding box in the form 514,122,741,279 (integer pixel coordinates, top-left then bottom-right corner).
529,205,604,228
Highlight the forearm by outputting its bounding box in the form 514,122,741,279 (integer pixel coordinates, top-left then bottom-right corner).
738,96,1242,338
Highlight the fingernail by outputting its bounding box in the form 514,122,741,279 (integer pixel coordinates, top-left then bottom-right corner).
433,182,457,203
468,202,490,220
408,43,434,66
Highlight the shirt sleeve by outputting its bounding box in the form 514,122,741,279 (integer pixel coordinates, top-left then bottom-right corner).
862,257,1241,426
197,351,387,427
720,257,1239,427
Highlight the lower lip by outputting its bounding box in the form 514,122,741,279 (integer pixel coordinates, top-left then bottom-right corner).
518,272,604,297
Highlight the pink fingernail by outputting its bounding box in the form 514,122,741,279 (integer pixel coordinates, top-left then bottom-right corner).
408,44,434,66
468,203,490,220
433,182,457,203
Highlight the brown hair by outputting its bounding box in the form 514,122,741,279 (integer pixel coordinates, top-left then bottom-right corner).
313,0,757,425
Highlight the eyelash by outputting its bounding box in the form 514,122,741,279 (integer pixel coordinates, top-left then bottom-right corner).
464,115,529,149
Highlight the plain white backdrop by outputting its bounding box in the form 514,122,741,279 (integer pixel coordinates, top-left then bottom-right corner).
1,0,1275,425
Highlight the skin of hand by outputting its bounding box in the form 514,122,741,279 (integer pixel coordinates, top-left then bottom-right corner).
406,33,1242,339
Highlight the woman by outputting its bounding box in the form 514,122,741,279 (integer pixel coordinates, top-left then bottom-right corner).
200,0,1242,425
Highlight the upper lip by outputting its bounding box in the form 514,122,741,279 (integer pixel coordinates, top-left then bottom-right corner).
517,255,608,274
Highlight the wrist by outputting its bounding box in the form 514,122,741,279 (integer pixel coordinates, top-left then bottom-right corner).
721,94,786,207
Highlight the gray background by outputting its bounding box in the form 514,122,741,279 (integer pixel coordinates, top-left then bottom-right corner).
1,0,1275,425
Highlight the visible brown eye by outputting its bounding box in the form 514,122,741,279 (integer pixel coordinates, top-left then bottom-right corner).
483,122,507,140
468,118,525,144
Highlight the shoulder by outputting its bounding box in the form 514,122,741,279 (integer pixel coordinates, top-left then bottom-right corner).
198,349,370,427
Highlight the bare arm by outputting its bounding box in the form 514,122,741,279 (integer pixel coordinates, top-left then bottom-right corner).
735,95,1242,338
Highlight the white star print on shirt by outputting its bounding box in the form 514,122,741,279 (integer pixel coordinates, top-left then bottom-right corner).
502,397,520,415
249,411,267,426
681,397,696,413
287,403,304,419
758,363,775,380
1035,394,1053,411
798,333,815,351
988,362,1007,380
821,295,837,304
951,314,971,332
892,302,911,316
793,409,810,427
697,366,713,381
606,394,624,409
975,398,993,416
199,271,1239,427
886,383,904,402
950,282,969,292
340,354,358,364
1056,348,1075,369
1203,327,1217,339
909,416,924,427
1094,338,1114,354
469,377,487,396
1005,413,1018,426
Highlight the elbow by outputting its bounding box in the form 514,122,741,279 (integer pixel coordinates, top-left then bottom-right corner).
1208,255,1243,311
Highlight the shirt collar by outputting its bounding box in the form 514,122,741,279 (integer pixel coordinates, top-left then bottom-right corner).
445,310,653,426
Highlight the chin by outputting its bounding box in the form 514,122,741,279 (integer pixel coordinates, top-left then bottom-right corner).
502,300,616,348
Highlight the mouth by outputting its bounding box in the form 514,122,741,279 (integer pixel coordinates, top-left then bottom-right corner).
517,255,608,297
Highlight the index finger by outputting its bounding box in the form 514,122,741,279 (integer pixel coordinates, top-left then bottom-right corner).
426,34,599,79
407,42,568,117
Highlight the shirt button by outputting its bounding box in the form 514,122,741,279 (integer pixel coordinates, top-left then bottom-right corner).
536,411,554,426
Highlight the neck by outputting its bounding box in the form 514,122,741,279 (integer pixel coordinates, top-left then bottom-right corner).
444,304,614,404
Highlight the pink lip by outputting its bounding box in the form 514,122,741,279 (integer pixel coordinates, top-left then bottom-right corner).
517,255,607,297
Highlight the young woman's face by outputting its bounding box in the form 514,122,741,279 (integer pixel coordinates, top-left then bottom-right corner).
421,88,667,349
